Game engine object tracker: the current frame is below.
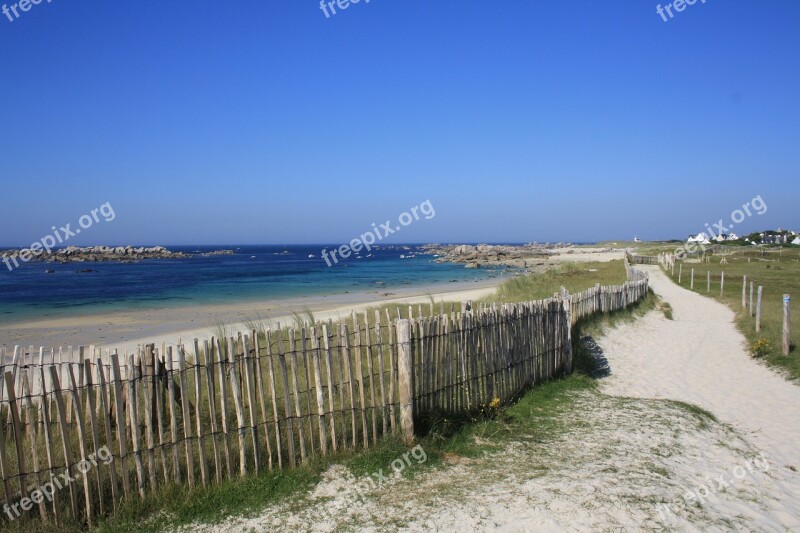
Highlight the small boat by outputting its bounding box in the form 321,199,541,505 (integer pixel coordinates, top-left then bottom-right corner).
308,254,315,258
400,254,405,259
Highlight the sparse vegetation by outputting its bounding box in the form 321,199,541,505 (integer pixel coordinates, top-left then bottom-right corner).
664,246,800,379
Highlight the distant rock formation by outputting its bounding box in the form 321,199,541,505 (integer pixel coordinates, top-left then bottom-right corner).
421,243,572,268
1,245,191,264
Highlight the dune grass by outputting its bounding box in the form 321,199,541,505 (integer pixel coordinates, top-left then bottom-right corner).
486,260,628,304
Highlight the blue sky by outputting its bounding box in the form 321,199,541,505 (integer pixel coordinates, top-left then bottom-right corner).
0,0,798,246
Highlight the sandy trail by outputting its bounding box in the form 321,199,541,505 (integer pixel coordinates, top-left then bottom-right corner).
598,264,800,529
184,264,800,532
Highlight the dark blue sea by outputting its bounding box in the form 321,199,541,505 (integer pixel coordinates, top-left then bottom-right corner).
0,245,498,323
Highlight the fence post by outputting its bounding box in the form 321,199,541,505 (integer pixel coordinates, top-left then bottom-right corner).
395,319,414,444
707,271,710,292
742,275,747,308
690,269,694,290
720,271,724,297
784,295,791,356
750,282,754,317
756,286,763,332
678,263,682,283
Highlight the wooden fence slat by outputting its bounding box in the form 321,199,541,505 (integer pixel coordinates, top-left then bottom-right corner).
341,324,357,447
193,339,210,486
252,332,273,470
95,357,119,512
396,320,414,444
137,349,157,496
310,327,328,455
385,310,398,430
241,334,260,474
177,346,196,487
275,329,296,467
288,330,307,462
226,337,248,476
0,381,14,515
203,339,223,482
126,353,146,499
109,353,131,500
214,338,233,479
153,352,169,486
351,315,369,448
363,312,378,444
300,328,316,456
66,364,95,524
20,375,48,522
39,366,61,523
334,322,348,449
47,367,80,519
321,325,338,452
82,361,107,515
374,311,388,434
264,331,284,469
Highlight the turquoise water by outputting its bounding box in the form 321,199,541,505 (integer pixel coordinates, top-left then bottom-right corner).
0,245,498,323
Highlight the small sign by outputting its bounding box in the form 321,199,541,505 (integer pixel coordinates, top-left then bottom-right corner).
785,295,791,303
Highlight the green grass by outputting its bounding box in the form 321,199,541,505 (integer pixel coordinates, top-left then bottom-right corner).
667,247,800,380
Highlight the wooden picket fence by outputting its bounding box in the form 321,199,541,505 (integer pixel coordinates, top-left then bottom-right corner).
0,264,649,527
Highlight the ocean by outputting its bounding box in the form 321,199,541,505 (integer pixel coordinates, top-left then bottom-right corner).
0,245,498,323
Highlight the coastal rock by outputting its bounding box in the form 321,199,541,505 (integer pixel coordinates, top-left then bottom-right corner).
0,245,205,265
421,243,569,268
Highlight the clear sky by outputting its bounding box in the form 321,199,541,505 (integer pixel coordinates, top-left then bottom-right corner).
1,0,798,246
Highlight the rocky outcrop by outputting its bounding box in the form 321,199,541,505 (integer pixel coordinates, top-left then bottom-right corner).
1,245,190,264
421,243,572,268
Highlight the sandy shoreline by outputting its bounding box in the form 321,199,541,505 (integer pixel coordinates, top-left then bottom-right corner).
0,247,625,360
0,278,502,358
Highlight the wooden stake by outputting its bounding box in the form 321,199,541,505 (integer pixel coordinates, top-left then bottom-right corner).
784,294,791,356
214,338,233,478
193,340,210,486
396,320,414,445
756,286,763,332
47,367,79,519
110,353,131,499
225,337,246,477
240,334,260,474
742,275,747,308
177,345,196,486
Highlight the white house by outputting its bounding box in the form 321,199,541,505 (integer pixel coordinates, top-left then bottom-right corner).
687,232,710,244
792,236,800,246
714,232,739,242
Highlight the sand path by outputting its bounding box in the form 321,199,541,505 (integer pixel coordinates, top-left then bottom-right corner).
599,264,800,529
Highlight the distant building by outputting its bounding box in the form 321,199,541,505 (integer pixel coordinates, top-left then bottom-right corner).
792,236,800,246
714,232,739,242
687,232,710,244
761,233,791,245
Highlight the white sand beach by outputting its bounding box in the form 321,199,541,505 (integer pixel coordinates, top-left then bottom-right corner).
0,279,501,360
